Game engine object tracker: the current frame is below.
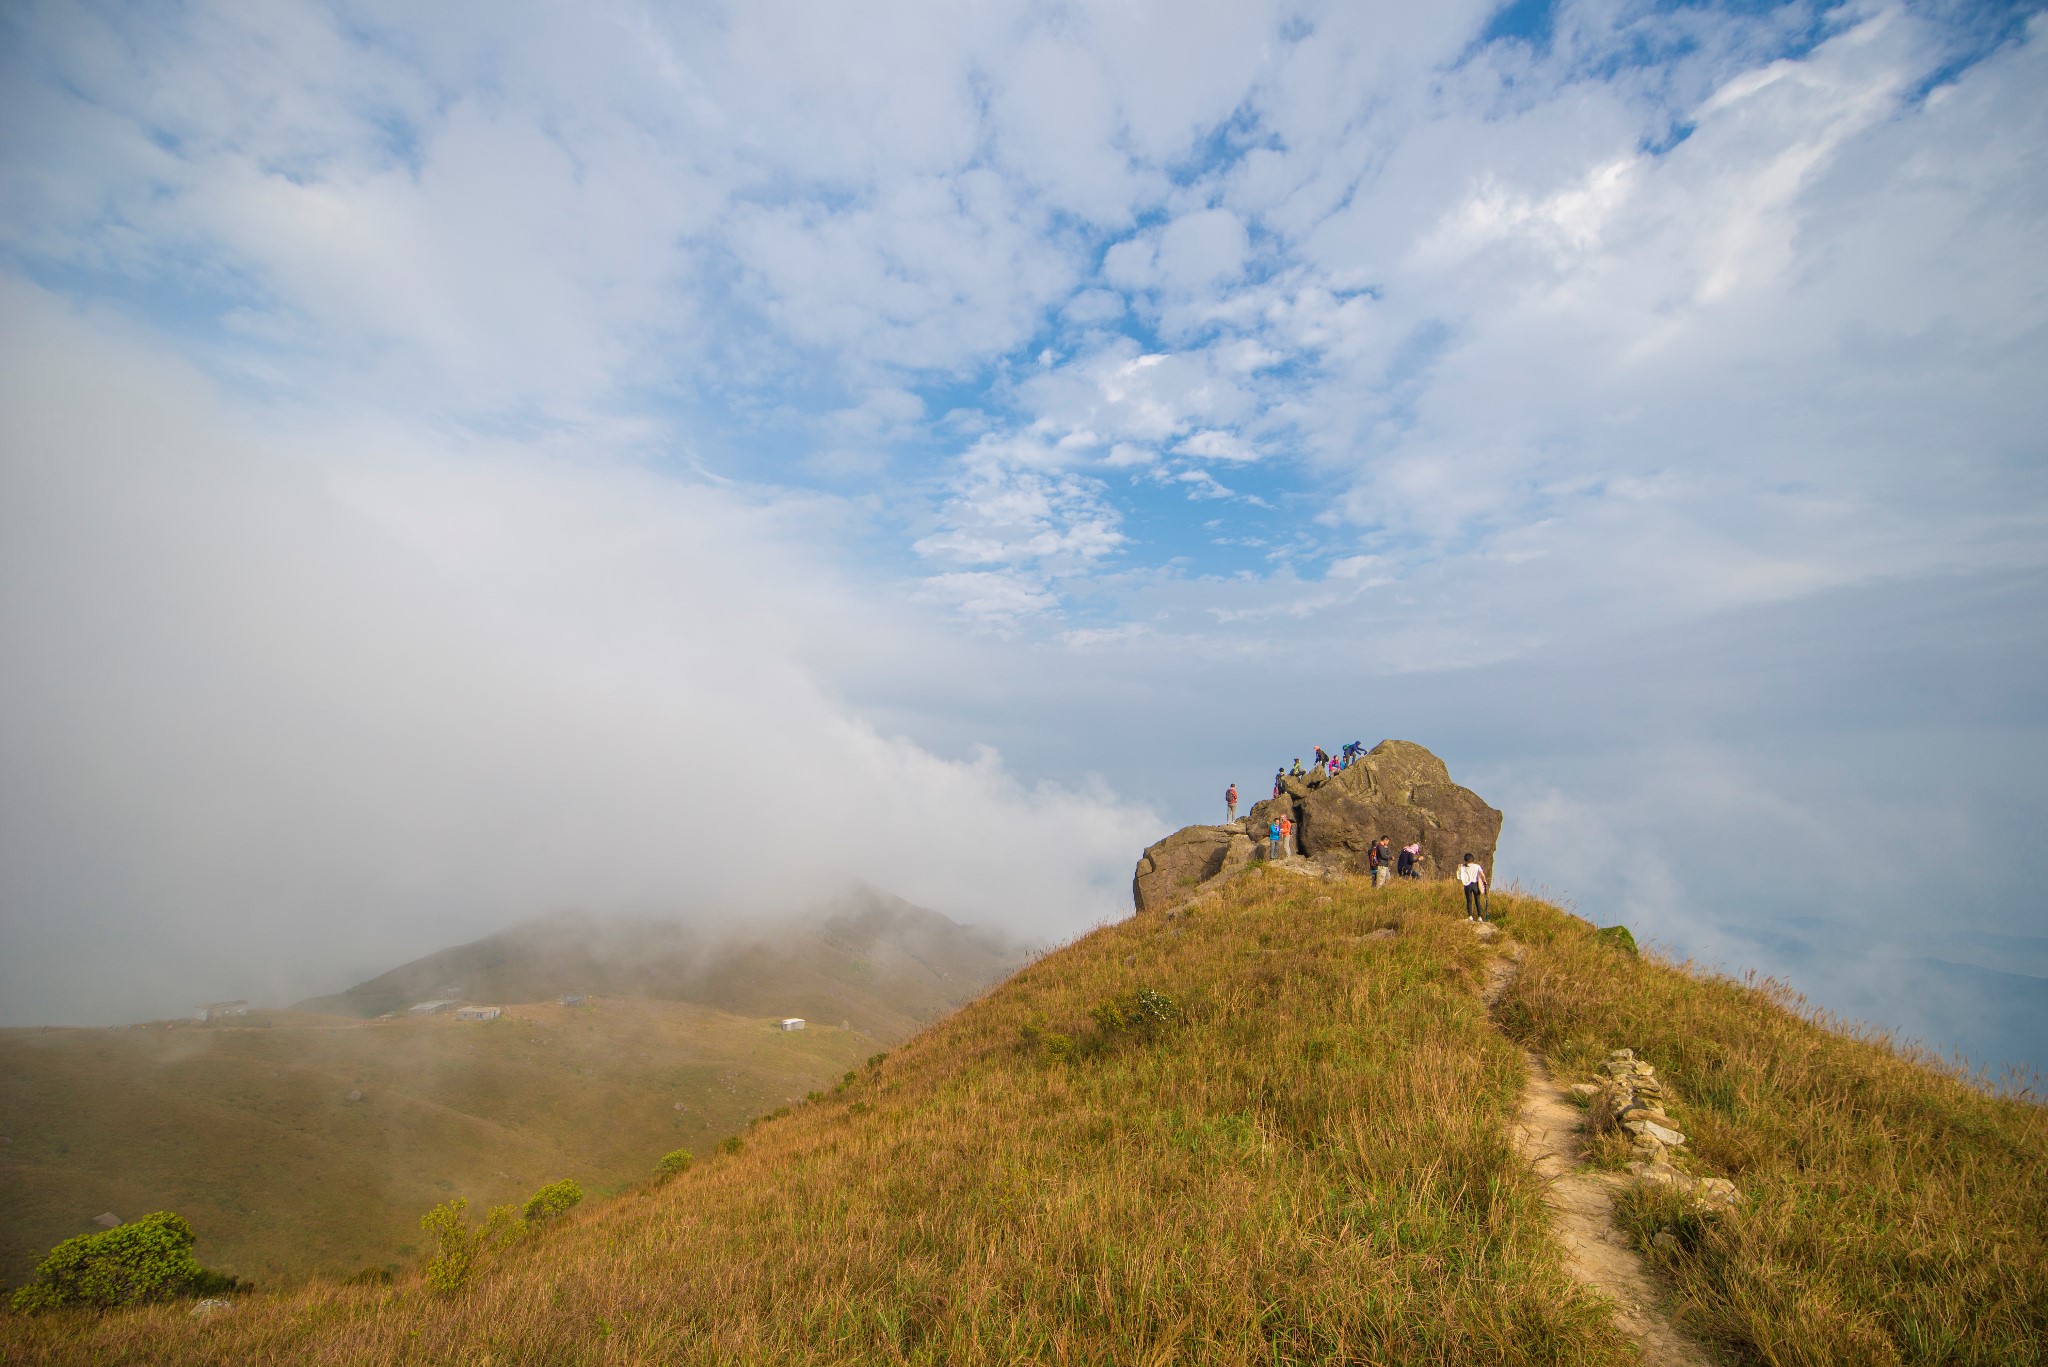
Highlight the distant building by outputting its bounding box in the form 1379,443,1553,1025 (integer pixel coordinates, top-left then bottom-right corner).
557,994,586,1007
454,1006,501,1022
779,1018,806,1031
192,1000,249,1022
407,999,460,1016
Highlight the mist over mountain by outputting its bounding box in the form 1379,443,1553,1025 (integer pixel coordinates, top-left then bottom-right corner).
293,887,1030,1039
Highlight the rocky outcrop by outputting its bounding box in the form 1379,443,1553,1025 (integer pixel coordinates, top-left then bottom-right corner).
1133,740,1501,913
1132,825,1258,915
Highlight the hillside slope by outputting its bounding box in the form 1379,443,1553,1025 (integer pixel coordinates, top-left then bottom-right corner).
293,887,1022,1040
2,890,1024,1289
8,876,2044,1365
0,999,870,1288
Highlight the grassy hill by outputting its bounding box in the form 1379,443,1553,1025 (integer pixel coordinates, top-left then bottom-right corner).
5,875,2044,1365
0,891,1023,1290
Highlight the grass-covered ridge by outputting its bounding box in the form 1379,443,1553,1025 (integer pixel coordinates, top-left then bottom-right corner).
4,876,1636,1365
7,876,2042,1366
1496,901,2048,1366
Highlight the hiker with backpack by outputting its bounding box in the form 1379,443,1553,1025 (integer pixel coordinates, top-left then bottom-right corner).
1397,843,1418,879
1369,837,1394,888
1457,854,1488,921
1225,783,1238,822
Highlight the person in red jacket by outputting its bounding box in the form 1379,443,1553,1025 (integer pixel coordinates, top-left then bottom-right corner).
1225,783,1238,822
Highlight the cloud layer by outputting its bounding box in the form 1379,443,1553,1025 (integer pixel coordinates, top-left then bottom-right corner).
3,0,2044,1072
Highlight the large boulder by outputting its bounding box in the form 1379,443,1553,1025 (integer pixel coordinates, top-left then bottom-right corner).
1294,739,1501,881
1131,740,1501,912
1132,825,1257,914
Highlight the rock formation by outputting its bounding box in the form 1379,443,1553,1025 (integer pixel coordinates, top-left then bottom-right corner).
1133,739,1501,914
1130,825,1260,916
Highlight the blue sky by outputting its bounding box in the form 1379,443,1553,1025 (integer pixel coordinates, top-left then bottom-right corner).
3,0,2046,1079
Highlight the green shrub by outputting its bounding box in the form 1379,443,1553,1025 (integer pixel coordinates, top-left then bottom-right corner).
655,1148,694,1180
1088,987,1182,1045
9,1212,237,1313
521,1179,582,1224
716,1135,745,1156
1018,1017,1075,1063
419,1199,519,1294
1593,925,1638,956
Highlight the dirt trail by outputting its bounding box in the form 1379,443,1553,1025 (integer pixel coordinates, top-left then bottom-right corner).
1480,928,1715,1367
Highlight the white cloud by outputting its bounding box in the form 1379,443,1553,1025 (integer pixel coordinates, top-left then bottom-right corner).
1154,207,1251,290
0,281,1156,1022
1179,428,1260,462
1175,468,1236,500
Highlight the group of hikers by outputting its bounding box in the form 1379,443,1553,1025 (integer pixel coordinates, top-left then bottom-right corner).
1220,743,1364,826
1221,759,1490,918
1273,742,1367,798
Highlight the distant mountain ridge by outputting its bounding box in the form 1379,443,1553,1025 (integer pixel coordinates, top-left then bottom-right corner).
293,886,1030,1039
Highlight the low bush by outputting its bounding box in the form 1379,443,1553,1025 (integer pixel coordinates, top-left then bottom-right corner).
1592,925,1637,955
1087,987,1181,1045
10,1212,237,1313
654,1149,694,1180
419,1199,519,1295
521,1179,582,1224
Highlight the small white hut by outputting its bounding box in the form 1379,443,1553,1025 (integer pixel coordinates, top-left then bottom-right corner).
454,1006,501,1022
778,1018,806,1031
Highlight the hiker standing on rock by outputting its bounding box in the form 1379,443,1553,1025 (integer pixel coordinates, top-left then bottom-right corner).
1273,768,1285,799
1268,816,1283,860
1225,783,1238,822
1279,813,1295,858
1457,854,1488,921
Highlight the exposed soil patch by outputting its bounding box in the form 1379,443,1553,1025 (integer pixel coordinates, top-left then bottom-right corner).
1484,934,1715,1367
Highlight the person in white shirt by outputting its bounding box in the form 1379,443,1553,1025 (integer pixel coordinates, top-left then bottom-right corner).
1456,854,1488,921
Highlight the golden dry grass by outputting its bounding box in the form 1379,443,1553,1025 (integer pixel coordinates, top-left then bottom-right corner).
1494,898,2048,1367
2,875,1636,1366
12,876,2040,1366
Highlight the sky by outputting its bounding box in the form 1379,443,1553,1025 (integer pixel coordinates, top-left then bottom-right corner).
2,0,2044,1081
